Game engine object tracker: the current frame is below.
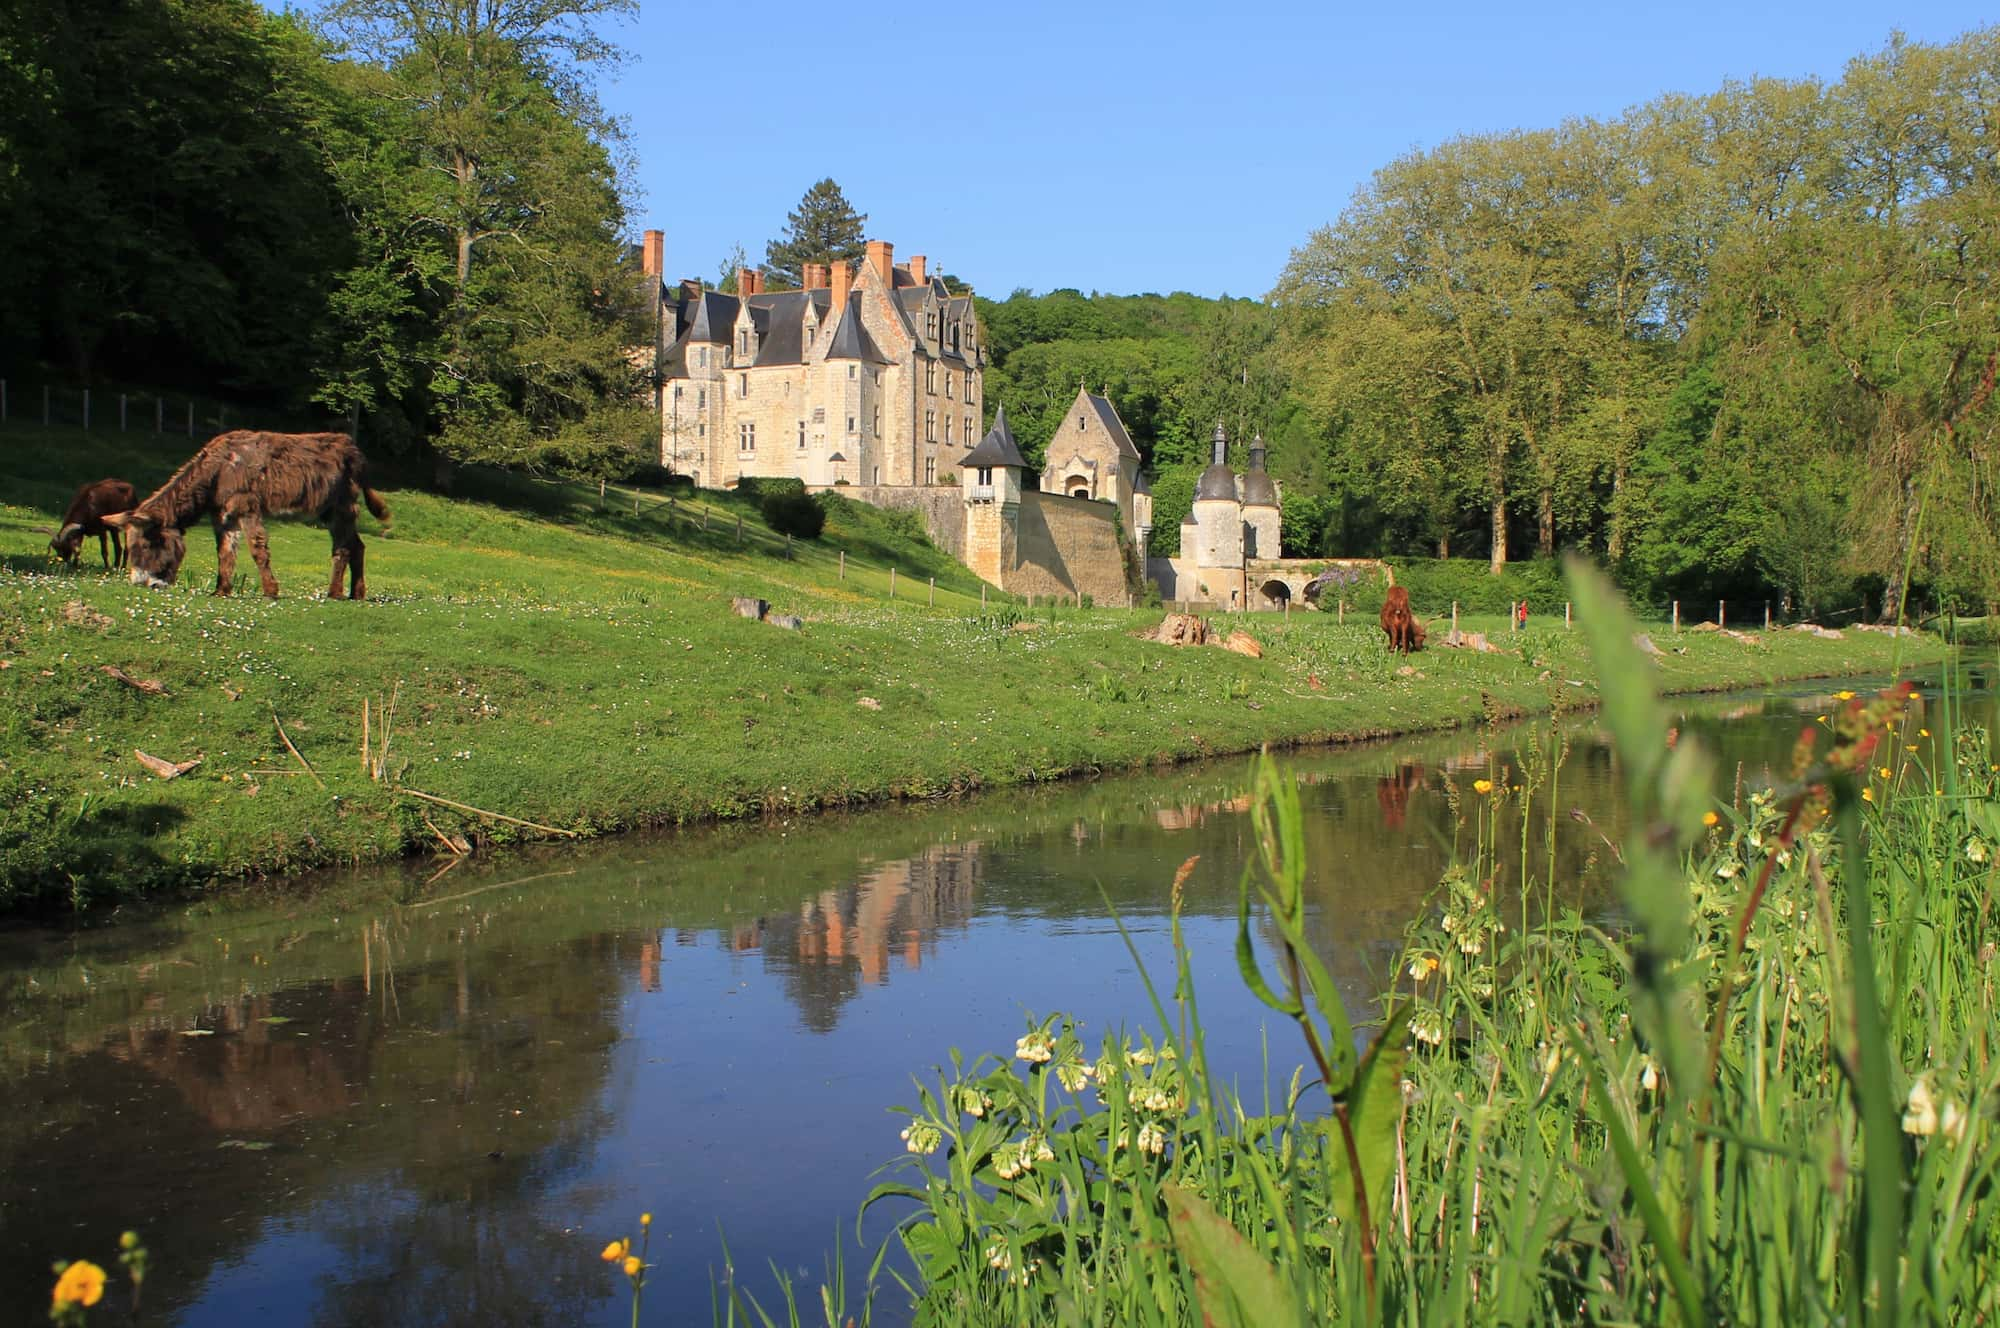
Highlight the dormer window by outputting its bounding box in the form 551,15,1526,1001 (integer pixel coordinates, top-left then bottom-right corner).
925,361,937,394
926,311,937,338
977,466,993,485
738,330,750,356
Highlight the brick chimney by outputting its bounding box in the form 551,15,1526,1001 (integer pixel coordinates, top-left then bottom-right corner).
865,239,893,285
802,262,828,290
737,266,757,296
642,229,664,277
908,254,927,285
830,259,852,309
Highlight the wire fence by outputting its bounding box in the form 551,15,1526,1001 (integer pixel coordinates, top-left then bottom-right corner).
0,378,341,439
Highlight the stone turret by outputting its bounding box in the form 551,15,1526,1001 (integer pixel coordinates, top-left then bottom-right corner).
961,405,1027,586
1191,422,1244,607
1241,432,1281,559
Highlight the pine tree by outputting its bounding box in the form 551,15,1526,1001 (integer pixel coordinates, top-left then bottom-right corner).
763,178,867,290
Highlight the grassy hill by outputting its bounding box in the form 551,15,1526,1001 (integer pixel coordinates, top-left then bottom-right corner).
0,425,1944,912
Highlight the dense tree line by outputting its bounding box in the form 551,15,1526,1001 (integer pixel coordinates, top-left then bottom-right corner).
0,0,649,475
1275,28,2000,618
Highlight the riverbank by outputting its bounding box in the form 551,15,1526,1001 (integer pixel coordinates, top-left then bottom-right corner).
0,427,1944,911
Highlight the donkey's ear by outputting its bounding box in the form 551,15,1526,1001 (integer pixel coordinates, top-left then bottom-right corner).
101,511,134,529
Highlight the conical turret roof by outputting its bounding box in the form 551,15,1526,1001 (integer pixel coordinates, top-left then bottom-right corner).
963,404,1026,469
1196,421,1238,501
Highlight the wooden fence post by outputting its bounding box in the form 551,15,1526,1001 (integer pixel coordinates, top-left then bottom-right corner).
786,533,793,558
1765,601,1772,630
1564,600,1572,629
890,568,897,599
1451,601,1459,635
839,550,846,580
929,577,935,606
736,514,743,544
1672,601,1680,633
1718,599,1726,629
981,583,986,609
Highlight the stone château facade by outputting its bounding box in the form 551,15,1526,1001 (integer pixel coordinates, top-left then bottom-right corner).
1149,425,1302,609
647,235,983,491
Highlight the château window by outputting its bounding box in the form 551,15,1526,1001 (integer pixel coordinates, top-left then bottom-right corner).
699,348,708,368
925,361,936,394
738,374,748,398
925,457,937,484
945,371,954,399
964,413,974,443
739,422,756,452
944,415,953,445
977,466,992,485
797,421,806,450
674,384,683,399
925,410,936,442
1078,415,1086,431
738,330,750,356
812,407,825,423
847,416,856,434
848,363,856,379
873,407,881,436
697,388,705,408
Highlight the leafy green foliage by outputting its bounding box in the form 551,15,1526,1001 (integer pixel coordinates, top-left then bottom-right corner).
759,492,825,541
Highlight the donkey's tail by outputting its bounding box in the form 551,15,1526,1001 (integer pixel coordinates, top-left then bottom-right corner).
363,487,391,525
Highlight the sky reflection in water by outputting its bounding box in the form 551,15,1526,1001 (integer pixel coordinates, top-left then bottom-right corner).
0,670,1989,1325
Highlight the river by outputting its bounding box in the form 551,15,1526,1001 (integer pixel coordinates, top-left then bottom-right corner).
1,669,1989,1326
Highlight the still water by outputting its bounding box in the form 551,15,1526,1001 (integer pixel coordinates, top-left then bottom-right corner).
2,671,1991,1325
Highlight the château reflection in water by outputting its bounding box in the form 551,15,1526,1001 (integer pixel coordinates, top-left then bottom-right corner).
0,672,1985,1326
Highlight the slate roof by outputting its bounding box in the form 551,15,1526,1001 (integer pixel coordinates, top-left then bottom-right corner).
1241,434,1278,506
825,294,891,363
1084,391,1142,461
749,291,811,366
1196,423,1238,501
678,289,740,345
963,405,1026,469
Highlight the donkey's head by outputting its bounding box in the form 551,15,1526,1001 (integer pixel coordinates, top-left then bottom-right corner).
47,524,84,565
103,512,184,588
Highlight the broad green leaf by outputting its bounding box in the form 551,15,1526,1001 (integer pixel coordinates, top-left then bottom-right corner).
1323,1005,1413,1230
1163,1183,1304,1328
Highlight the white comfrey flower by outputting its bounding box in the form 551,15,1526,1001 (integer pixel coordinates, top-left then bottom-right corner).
1942,1100,1969,1144
900,1121,943,1156
1014,1032,1054,1064
1411,1008,1446,1047
1904,1076,1939,1136
985,1242,1012,1271
1126,1047,1156,1068
1055,1061,1090,1093
1441,912,1459,934
1638,1055,1660,1094
1457,930,1485,956
1137,1122,1166,1155
1715,862,1740,880
1969,838,1990,865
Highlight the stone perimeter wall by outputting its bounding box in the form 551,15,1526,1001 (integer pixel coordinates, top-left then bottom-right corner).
1006,492,1127,604
813,484,968,561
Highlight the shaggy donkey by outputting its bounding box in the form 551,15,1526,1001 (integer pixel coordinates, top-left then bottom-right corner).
49,478,139,569
107,431,390,599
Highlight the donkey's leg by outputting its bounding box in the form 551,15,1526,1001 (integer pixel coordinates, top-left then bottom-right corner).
347,533,367,600
97,532,111,571
326,508,355,600
212,515,238,596
110,526,125,570
242,516,279,598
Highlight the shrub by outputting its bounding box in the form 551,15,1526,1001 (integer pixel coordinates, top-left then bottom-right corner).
1349,557,1568,615
620,460,674,489
761,492,826,540
734,475,807,502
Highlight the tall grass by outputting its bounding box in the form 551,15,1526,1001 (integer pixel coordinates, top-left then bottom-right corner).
743,562,2000,1326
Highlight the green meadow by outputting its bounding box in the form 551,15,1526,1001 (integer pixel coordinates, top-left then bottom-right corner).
0,426,1943,912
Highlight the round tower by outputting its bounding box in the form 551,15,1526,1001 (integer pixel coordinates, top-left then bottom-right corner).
1192,422,1244,607
1240,432,1281,560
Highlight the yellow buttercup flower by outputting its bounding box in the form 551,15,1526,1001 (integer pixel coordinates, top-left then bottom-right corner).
1473,779,1493,795
1879,767,1893,779
1702,811,1720,827
623,1255,643,1278
600,1239,630,1263
1834,690,1856,700
1863,788,1875,803
1920,728,1931,738
51,1261,106,1309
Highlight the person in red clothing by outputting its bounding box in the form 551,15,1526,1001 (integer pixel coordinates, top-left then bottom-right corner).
1515,601,1529,631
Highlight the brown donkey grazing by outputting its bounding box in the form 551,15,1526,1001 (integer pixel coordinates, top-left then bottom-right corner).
1379,584,1423,654
49,478,139,569
106,432,390,599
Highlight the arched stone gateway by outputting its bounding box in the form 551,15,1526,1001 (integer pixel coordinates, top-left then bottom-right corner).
1259,578,1292,607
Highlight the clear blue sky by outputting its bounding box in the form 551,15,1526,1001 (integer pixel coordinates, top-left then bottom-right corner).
600,1,1990,300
